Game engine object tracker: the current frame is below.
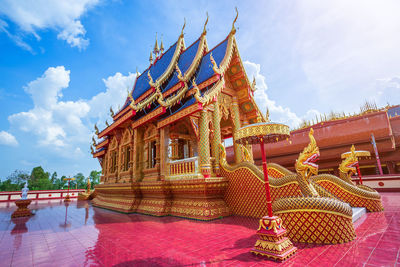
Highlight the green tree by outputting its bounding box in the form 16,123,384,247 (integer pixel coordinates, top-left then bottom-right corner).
50,172,57,187
54,175,67,189
8,170,30,186
74,173,86,189
29,166,53,190
89,170,101,189
0,178,20,191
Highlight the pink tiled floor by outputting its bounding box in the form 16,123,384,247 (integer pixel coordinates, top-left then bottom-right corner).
0,193,399,266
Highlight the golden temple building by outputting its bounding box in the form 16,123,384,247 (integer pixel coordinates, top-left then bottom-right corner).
91,14,383,245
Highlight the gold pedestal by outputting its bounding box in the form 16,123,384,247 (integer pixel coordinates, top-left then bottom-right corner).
251,216,297,261
11,199,33,218
64,194,71,202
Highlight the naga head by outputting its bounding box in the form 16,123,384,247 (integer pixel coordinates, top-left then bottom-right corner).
339,145,358,177
295,128,320,179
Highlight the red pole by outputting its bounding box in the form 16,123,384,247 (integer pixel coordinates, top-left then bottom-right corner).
371,134,383,175
356,162,363,185
259,137,273,217
67,180,70,197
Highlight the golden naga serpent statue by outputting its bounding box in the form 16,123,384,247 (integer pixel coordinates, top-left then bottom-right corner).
218,127,382,243
338,145,359,184
219,141,356,244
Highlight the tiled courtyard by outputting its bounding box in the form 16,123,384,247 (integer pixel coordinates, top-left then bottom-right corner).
0,193,399,266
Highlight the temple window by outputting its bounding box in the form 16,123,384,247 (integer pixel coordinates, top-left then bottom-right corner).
120,128,133,172
143,124,159,170
122,146,131,171
110,151,118,173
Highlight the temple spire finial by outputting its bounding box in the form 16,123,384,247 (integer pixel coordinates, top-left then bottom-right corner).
203,12,209,35
153,32,159,57
149,51,153,64
180,18,186,37
230,7,239,35
160,34,164,54
266,108,270,122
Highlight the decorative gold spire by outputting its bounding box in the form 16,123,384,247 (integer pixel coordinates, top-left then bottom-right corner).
203,12,209,35
94,124,99,135
136,67,139,76
109,106,114,117
180,18,186,37
153,33,159,56
230,7,239,35
160,35,164,54
105,120,109,127
251,76,257,92
265,108,270,122
92,136,96,146
90,146,94,154
149,51,153,64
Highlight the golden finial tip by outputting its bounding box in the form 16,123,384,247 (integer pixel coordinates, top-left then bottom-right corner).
181,18,186,36
231,7,239,34
203,12,209,34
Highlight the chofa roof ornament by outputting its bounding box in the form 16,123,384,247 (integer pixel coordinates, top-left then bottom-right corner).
180,18,186,37
230,7,238,35
203,12,209,35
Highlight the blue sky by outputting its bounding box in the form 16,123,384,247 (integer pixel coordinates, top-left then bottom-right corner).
0,0,399,179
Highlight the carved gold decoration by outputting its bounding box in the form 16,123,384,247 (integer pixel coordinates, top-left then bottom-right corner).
234,121,290,145
147,71,155,88
210,53,221,74
230,7,238,35
192,78,224,105
295,128,319,181
339,145,359,183
203,12,209,35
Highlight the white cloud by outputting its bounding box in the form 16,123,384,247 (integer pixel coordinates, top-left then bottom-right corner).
88,72,137,128
244,61,320,128
0,19,34,52
374,76,400,106
0,0,99,50
293,0,400,110
8,66,137,155
9,66,89,148
0,131,18,146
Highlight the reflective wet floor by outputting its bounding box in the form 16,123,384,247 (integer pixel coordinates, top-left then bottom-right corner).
0,193,399,266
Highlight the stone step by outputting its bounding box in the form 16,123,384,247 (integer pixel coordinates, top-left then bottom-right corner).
352,207,366,223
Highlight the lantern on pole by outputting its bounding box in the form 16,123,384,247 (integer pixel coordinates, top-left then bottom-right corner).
63,177,75,202
234,115,297,261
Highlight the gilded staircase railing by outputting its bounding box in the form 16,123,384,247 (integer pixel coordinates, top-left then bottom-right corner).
167,157,201,180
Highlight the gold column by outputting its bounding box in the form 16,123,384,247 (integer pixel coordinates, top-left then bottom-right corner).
132,128,138,182
211,100,222,175
117,140,122,182
231,97,243,163
198,109,211,178
159,127,167,180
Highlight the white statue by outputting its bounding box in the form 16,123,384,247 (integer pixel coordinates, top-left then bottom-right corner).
21,183,29,200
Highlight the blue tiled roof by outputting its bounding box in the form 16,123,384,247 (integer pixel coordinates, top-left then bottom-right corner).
388,106,400,118
96,147,105,153
162,38,201,93
131,41,178,100
195,38,228,85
